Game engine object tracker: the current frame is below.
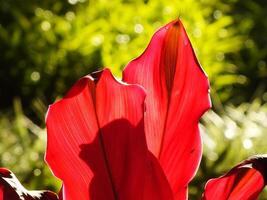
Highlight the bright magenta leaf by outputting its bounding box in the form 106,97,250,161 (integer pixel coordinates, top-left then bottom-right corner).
202,155,267,200
45,69,173,200
123,19,211,199
0,168,58,200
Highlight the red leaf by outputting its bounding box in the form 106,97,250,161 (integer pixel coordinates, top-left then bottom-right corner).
46,69,173,200
0,168,58,200
123,19,211,198
202,155,267,200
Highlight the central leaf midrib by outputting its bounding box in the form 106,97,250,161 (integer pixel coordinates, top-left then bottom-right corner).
90,83,118,200
158,22,181,159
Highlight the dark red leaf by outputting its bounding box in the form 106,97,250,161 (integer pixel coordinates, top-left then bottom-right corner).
123,19,211,199
202,155,267,200
0,168,58,200
46,69,173,200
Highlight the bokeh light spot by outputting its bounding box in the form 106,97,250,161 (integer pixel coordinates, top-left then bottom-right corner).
134,24,144,34
34,168,42,176
68,0,78,5
213,10,222,19
243,139,253,149
41,21,51,31
116,34,130,44
31,71,40,82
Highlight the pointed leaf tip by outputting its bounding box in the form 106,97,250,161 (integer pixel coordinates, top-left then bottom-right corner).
123,19,211,199
160,20,181,94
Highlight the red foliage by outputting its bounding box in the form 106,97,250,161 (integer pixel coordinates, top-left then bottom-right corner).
0,19,266,200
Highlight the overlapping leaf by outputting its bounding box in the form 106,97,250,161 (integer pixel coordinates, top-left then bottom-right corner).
45,69,173,200
123,19,211,199
2,19,266,200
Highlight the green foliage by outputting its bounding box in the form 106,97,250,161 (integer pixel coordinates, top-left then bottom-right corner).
190,100,267,199
0,99,60,191
223,0,267,104
0,0,244,115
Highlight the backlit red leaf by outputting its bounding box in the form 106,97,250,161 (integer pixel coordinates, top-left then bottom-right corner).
0,168,58,200
45,69,173,200
123,19,211,199
202,155,267,200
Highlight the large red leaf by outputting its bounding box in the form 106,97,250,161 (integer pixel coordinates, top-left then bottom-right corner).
0,168,58,200
202,155,267,200
123,19,211,199
46,69,173,200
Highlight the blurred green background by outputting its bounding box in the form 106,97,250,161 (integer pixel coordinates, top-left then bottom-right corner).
0,0,267,199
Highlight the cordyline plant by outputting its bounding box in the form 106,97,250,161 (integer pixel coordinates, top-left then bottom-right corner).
1,19,267,200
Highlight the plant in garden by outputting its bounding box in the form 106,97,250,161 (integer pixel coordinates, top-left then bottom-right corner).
1,19,266,200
